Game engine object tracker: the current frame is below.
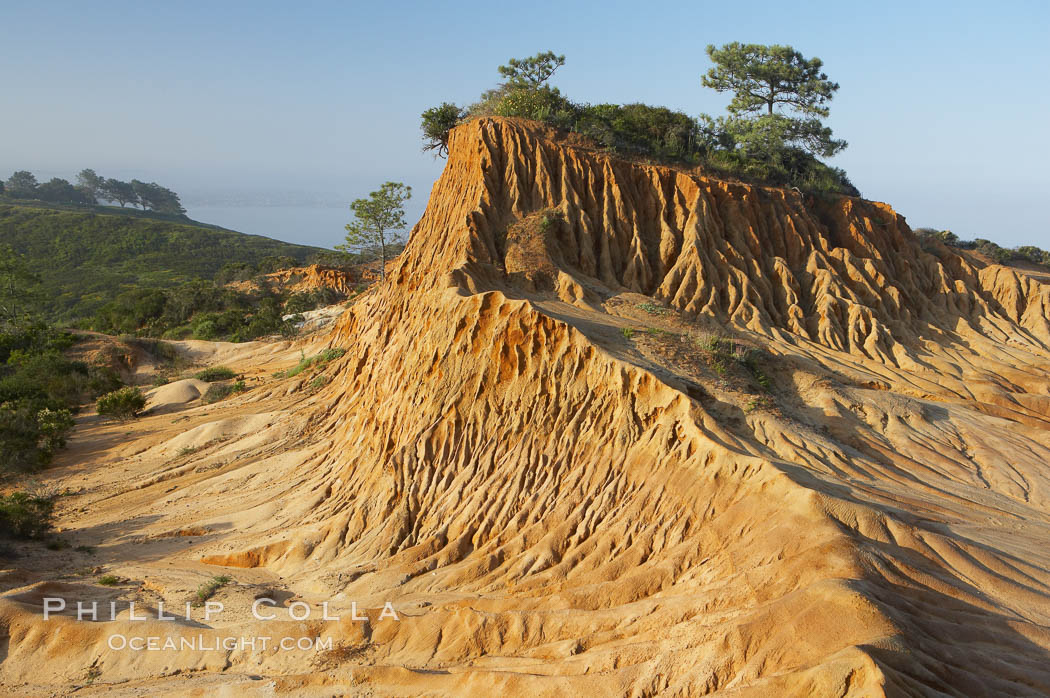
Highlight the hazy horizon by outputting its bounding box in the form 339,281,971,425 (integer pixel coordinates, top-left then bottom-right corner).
2,0,1047,248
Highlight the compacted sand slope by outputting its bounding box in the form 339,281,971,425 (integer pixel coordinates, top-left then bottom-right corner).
2,118,1049,697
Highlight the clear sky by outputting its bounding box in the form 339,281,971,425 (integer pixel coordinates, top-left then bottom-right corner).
1,0,1047,248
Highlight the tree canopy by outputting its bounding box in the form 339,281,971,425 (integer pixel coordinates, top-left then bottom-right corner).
702,42,839,117
5,171,39,199
338,182,412,280
76,169,104,199
131,179,185,214
101,178,136,207
497,51,565,88
36,178,94,206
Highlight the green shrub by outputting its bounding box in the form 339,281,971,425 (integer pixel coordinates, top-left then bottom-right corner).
194,366,236,382
201,384,232,404
96,387,146,421
492,85,574,124
916,228,959,246
0,492,55,539
280,347,347,378
200,377,247,402
35,407,75,454
421,102,466,157
0,323,92,471
97,574,120,586
194,575,231,605
576,102,705,162
317,348,346,362
91,278,302,344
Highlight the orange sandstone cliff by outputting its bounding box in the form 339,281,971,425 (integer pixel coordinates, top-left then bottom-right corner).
2,118,1049,696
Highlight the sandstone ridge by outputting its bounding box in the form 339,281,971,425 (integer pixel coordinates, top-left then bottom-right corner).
292,118,1050,694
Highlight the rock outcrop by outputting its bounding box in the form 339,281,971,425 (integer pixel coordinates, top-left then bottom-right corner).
229,264,371,297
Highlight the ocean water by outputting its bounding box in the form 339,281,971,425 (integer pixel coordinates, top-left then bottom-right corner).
186,205,351,249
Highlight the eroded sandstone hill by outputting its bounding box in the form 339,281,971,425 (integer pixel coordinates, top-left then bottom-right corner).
3,118,1049,696
237,118,1050,693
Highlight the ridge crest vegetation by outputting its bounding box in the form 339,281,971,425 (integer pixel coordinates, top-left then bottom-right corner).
422,44,858,195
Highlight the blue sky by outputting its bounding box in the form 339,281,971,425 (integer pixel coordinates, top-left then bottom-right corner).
1,0,1047,248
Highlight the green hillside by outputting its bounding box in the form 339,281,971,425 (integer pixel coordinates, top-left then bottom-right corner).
0,203,325,323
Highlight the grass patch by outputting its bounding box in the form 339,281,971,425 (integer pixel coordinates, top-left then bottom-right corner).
691,332,773,391
97,574,120,586
694,332,735,354
307,375,330,391
194,366,236,382
637,301,671,316
275,347,347,379
621,327,634,339
194,575,232,605
744,395,776,414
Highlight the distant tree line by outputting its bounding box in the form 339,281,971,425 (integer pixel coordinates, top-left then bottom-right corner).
1,168,185,215
421,45,857,195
